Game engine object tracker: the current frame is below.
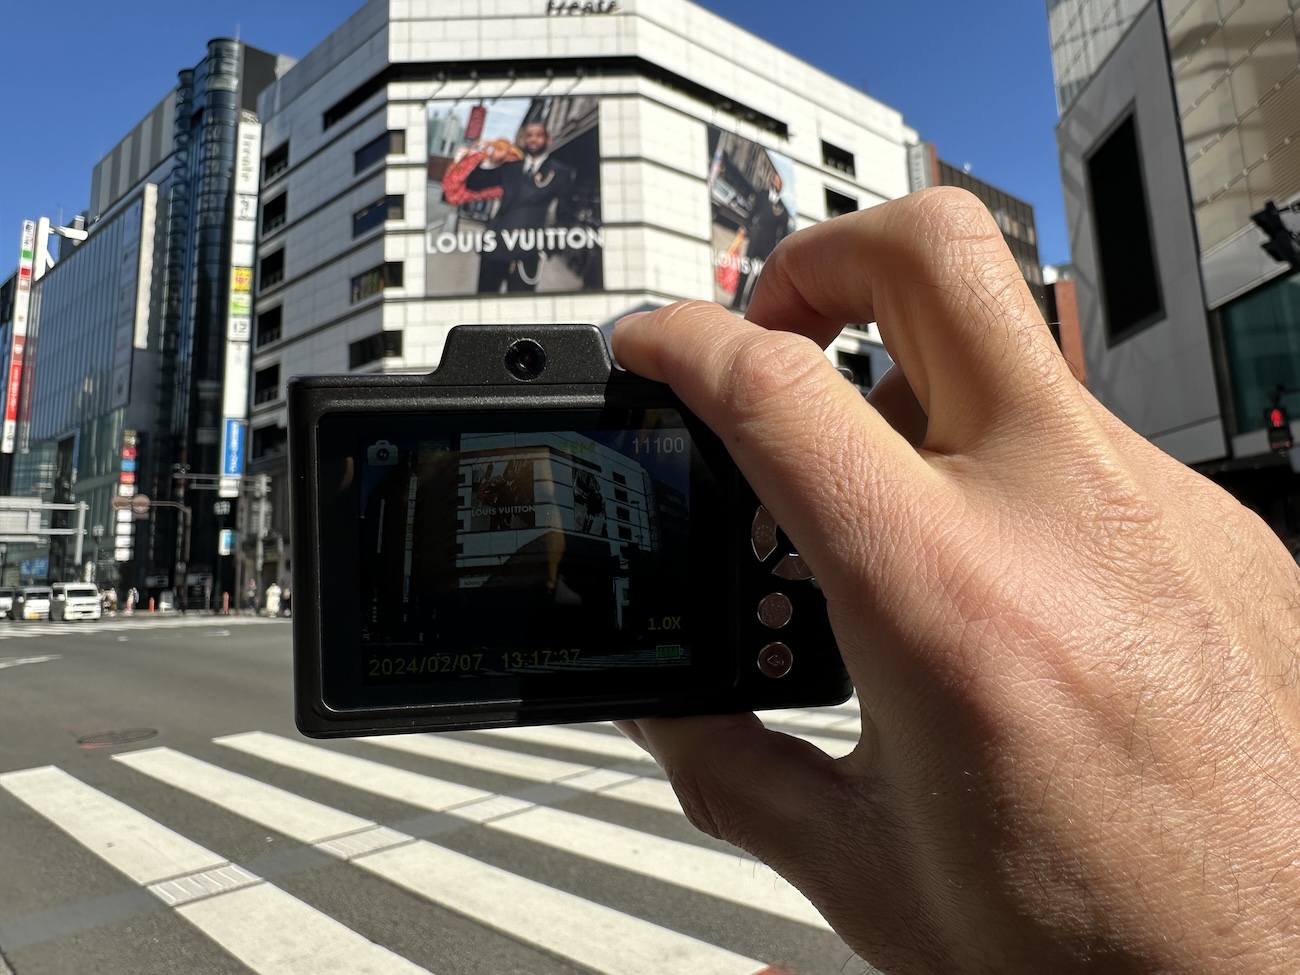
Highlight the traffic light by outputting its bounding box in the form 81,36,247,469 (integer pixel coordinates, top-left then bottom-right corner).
1266,403,1293,452
1250,202,1300,268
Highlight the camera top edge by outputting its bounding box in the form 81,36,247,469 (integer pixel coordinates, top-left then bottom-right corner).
287,323,658,393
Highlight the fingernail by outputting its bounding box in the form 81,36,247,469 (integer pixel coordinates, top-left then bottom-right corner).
613,310,652,331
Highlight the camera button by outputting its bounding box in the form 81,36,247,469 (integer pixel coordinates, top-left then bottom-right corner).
771,553,814,581
752,506,779,561
757,593,793,629
757,642,794,679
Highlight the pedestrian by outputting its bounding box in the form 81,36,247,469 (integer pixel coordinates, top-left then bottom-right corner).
265,582,281,618
247,579,258,615
126,587,138,615
610,187,1300,974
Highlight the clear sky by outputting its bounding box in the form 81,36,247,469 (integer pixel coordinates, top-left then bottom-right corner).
0,0,1069,266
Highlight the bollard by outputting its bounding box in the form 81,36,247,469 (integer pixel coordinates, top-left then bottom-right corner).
149,597,155,612
222,591,230,615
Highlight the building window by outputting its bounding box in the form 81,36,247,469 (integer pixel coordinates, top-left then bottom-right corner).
252,424,288,459
323,75,387,131
259,249,285,290
836,350,873,393
1086,113,1163,344
353,195,404,237
262,193,287,235
821,141,856,177
1220,270,1300,435
618,526,633,541
615,506,630,521
253,364,281,405
825,188,858,219
354,131,406,175
348,329,404,369
614,488,628,503
264,141,289,182
256,306,282,347
350,262,404,303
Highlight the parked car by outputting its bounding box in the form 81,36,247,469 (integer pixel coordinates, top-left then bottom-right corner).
51,582,102,622
0,587,14,620
12,586,53,621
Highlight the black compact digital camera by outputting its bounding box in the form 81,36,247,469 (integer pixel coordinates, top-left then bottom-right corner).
288,324,850,736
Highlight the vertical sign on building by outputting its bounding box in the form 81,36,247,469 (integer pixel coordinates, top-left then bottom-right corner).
115,430,139,562
219,112,261,498
2,220,36,453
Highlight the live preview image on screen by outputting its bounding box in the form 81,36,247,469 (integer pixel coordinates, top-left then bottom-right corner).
426,95,604,297
354,420,695,679
707,128,796,314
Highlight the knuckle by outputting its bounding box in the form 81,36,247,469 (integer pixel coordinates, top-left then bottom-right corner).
718,330,832,429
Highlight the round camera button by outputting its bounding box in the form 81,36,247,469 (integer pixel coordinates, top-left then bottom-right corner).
757,642,794,679
757,593,793,629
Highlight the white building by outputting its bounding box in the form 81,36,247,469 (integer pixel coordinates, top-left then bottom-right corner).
250,0,918,582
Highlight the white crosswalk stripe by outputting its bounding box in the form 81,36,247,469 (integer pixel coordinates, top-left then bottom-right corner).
1,712,863,974
0,766,434,975
0,615,279,640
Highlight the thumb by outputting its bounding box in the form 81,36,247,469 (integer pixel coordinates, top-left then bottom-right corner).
616,714,851,865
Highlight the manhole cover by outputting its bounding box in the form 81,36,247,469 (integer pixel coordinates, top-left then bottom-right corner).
77,729,158,748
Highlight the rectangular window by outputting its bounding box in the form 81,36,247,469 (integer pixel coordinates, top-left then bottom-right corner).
354,131,406,175
323,76,387,131
825,188,858,219
259,249,285,290
1086,113,1163,344
615,506,630,521
255,306,282,347
252,424,288,458
350,262,404,304
263,142,289,183
612,471,626,485
262,193,286,235
353,195,404,238
836,350,873,393
348,329,404,369
821,141,856,177
253,364,281,405
614,488,628,503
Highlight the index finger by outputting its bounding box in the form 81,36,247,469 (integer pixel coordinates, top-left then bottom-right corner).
744,187,1077,454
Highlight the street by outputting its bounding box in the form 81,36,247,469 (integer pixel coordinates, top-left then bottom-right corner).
0,617,869,975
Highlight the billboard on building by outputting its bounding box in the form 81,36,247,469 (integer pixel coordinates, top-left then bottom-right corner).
219,113,261,498
2,220,36,453
707,129,796,313
425,95,603,296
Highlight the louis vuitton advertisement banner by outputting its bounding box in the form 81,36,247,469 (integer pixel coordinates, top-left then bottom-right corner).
707,128,796,313
426,95,604,296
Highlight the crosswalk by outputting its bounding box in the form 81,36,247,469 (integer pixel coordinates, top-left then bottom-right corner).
0,614,280,641
0,705,868,975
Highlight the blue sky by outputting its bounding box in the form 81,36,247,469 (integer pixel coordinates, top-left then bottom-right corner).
0,0,1069,266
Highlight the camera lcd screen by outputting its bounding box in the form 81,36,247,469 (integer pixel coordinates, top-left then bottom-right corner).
313,408,731,712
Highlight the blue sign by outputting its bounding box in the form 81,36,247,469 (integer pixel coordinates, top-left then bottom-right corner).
122,458,136,472
222,418,246,477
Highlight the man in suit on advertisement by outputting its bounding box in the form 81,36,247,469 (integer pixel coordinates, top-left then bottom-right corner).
465,122,577,293
732,172,792,311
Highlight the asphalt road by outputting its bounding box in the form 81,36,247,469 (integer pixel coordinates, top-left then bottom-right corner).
0,616,871,975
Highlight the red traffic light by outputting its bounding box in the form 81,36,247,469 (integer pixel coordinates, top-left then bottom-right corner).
1266,404,1293,451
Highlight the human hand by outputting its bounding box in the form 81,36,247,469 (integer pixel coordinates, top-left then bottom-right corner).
611,187,1300,974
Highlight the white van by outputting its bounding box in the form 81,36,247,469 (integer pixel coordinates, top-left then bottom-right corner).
13,587,52,621
51,583,103,622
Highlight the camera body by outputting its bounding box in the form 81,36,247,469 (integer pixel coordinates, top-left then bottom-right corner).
288,324,850,736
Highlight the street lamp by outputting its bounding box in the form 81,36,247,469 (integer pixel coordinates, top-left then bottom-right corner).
0,543,6,586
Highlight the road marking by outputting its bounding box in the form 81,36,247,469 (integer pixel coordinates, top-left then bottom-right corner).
359,732,683,813
477,721,859,761
0,654,60,669
118,746,772,975
0,766,226,883
217,733,827,929
113,748,370,844
214,732,490,811
0,765,436,974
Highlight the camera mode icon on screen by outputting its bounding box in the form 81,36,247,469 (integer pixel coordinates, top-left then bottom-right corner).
367,440,399,466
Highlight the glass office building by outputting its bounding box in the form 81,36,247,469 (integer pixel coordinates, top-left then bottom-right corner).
7,40,287,599
1050,0,1300,550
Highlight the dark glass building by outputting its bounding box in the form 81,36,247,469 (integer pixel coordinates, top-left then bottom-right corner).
6,40,288,602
